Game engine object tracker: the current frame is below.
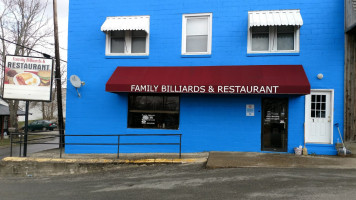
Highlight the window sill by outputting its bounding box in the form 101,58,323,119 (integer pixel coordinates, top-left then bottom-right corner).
105,55,149,59
181,54,211,58
247,52,300,57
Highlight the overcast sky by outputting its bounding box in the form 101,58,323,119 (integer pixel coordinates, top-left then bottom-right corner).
44,0,69,61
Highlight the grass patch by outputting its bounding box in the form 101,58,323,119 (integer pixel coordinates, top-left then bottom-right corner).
0,137,12,146
18,120,37,129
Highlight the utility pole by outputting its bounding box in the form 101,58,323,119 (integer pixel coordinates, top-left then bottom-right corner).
53,0,65,148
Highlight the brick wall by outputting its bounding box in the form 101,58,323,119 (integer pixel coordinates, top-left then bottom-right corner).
66,0,344,154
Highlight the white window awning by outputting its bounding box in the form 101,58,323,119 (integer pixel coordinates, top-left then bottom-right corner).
248,10,303,27
101,16,150,33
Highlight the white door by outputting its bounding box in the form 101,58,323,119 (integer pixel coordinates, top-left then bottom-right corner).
305,90,333,144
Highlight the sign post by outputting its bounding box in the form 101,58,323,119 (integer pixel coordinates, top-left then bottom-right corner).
23,101,29,157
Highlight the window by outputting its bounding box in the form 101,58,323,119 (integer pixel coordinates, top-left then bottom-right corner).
107,30,149,55
101,16,150,56
128,94,180,129
311,94,326,118
247,10,303,54
248,25,299,53
182,13,212,55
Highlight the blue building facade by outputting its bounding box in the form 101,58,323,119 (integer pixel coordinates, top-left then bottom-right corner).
66,0,344,155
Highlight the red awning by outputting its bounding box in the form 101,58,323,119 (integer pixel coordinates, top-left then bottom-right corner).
106,65,310,94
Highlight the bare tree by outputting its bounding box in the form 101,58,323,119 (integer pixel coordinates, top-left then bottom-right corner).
29,62,66,121
0,0,52,130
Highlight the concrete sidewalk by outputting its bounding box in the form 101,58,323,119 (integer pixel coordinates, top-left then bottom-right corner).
206,151,356,169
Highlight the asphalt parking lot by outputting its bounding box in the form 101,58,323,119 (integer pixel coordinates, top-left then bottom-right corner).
1,163,356,200
0,131,59,159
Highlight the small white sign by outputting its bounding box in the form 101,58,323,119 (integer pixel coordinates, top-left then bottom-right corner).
246,104,255,116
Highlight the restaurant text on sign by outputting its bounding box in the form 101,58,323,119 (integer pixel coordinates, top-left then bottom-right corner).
130,85,279,94
7,56,50,71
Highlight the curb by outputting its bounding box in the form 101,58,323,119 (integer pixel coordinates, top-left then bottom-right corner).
2,157,206,164
0,157,206,177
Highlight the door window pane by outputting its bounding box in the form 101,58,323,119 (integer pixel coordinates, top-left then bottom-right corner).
310,95,327,118
311,110,315,118
317,95,321,102
316,103,320,110
321,111,326,118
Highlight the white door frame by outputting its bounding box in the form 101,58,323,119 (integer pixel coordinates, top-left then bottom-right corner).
304,89,334,144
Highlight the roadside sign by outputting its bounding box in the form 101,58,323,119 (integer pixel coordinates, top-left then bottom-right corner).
2,55,53,101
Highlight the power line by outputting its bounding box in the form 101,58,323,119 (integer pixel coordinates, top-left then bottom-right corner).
44,41,68,51
0,37,67,63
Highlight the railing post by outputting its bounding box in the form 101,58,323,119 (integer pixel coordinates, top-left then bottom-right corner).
59,134,62,158
10,133,12,157
117,135,120,159
179,134,182,159
19,134,22,157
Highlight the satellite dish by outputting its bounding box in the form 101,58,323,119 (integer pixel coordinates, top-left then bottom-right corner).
70,75,84,97
70,75,82,88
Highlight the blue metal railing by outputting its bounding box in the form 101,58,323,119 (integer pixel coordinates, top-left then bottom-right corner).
10,133,182,159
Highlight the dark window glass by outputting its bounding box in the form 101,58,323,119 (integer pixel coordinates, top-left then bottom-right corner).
317,95,321,102
316,111,320,117
321,103,326,110
311,110,315,118
251,26,269,51
132,30,147,53
310,95,327,118
321,111,326,118
316,103,320,110
128,94,179,129
111,31,125,53
277,26,294,50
